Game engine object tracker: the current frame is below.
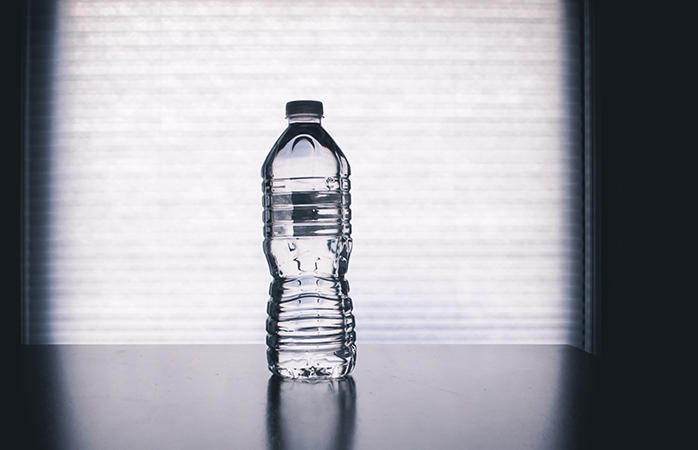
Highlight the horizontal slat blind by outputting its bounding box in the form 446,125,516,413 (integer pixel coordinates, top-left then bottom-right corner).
24,0,583,345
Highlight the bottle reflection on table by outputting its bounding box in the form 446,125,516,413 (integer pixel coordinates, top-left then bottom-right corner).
266,375,356,450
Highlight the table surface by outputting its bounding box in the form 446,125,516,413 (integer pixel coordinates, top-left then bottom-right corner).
19,344,601,450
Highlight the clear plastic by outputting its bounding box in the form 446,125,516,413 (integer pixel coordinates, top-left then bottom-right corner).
261,108,356,379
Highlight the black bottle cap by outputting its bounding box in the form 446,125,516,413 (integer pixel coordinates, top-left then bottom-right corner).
285,100,323,117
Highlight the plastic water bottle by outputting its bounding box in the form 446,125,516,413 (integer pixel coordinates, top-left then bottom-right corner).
262,100,356,379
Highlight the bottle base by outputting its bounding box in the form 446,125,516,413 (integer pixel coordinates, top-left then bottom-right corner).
267,347,356,379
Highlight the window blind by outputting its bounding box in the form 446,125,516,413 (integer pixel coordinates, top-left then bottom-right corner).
24,0,584,345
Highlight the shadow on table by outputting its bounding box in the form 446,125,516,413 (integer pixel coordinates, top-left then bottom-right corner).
266,375,356,450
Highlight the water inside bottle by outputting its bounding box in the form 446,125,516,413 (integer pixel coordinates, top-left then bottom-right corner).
263,124,355,379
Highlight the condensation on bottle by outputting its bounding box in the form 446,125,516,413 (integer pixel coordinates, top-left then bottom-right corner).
261,100,356,379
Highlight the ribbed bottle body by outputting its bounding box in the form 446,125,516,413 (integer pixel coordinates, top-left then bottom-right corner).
262,121,355,379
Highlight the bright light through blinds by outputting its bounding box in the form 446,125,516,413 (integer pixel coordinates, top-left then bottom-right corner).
25,0,583,345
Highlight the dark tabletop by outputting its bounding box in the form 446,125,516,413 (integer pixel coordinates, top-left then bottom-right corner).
19,344,601,450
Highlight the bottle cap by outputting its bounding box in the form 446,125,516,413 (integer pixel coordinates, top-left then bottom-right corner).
285,100,323,118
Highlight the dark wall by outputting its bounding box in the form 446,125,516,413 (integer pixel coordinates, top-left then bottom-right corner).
596,0,689,373
2,0,27,443
2,2,24,344
595,0,689,446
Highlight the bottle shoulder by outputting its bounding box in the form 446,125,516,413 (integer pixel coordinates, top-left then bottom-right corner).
262,124,350,180
277,124,339,153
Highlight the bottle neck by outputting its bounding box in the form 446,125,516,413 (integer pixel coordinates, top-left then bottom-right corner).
287,113,321,125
